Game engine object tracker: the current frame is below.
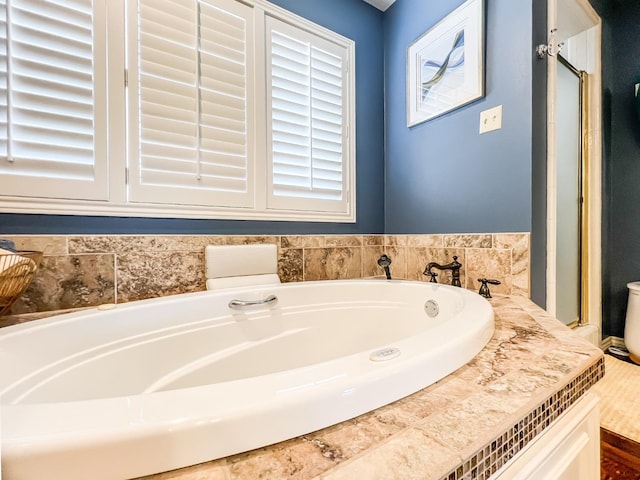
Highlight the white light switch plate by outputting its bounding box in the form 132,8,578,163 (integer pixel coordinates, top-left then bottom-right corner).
479,105,502,134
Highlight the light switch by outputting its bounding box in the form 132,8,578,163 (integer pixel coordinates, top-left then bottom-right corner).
479,105,502,134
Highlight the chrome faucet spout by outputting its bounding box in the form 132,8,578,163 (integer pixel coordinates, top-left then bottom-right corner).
423,256,462,287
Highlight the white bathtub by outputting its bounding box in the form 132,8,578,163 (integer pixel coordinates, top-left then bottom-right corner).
0,280,494,479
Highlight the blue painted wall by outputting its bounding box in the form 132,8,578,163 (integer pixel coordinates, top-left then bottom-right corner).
588,0,640,339
0,0,385,235
383,0,533,233
530,0,548,308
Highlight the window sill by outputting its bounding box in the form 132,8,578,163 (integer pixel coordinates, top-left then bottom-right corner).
0,197,356,223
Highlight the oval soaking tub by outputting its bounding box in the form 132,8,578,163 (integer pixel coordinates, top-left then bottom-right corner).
0,280,494,479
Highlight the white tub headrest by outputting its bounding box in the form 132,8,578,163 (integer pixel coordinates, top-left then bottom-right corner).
206,274,281,290
205,244,281,290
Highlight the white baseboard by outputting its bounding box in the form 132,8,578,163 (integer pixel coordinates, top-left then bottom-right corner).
600,335,625,351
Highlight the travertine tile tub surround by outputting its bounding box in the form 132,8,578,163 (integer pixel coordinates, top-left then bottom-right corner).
132,295,601,479
0,236,601,479
1,233,529,318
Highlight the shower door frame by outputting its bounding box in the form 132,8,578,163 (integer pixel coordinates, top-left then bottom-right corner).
545,0,602,334
555,54,586,327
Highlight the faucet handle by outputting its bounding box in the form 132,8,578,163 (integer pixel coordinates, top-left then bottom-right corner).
477,278,501,298
377,254,392,280
428,271,438,283
377,254,392,267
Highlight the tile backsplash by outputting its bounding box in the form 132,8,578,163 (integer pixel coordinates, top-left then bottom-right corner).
2,233,529,316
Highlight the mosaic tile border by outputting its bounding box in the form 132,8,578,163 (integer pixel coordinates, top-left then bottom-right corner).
442,358,605,480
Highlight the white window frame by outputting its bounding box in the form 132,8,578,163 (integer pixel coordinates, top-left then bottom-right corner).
0,0,356,223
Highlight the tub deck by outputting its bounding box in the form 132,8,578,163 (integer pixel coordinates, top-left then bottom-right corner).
141,295,603,480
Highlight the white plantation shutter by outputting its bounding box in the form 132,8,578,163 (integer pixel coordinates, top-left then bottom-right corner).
129,0,254,208
266,17,349,213
0,0,108,200
0,0,355,221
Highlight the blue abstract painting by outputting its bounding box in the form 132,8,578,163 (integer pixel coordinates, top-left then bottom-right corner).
420,29,465,103
407,0,484,126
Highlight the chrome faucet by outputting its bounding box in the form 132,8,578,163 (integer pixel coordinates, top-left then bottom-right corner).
423,256,462,287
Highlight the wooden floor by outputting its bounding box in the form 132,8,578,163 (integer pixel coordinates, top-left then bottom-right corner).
602,428,640,479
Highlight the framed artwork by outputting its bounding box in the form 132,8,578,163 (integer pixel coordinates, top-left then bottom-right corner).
407,0,485,127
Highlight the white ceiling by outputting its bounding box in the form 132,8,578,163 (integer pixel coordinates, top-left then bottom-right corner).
362,0,396,12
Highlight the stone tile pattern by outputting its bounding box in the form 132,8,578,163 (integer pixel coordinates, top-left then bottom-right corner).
137,295,603,479
2,233,529,315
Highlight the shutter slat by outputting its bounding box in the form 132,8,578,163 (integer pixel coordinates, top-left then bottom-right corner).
272,95,309,116
272,108,308,125
271,155,310,168
141,143,196,162
201,2,245,33
12,8,92,47
313,95,342,113
200,103,245,125
141,170,247,194
13,139,93,159
199,162,247,181
312,122,342,137
140,43,196,85
200,77,244,100
199,152,246,170
200,52,245,78
312,108,341,125
141,101,195,126
273,119,309,137
14,123,93,146
312,159,342,173
272,44,309,66
200,112,245,134
13,91,92,120
311,88,341,107
0,157,95,180
200,136,246,157
272,75,309,96
200,88,245,112
140,83,196,110
139,156,196,175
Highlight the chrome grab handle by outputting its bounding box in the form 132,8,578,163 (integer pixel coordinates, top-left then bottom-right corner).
228,295,278,309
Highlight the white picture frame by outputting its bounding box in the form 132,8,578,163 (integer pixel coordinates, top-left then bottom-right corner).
407,0,485,127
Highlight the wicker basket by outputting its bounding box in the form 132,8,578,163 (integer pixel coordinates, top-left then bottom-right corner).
0,251,43,316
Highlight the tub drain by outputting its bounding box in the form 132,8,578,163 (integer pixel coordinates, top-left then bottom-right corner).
369,347,401,362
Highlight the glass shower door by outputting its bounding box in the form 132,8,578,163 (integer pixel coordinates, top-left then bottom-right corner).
555,56,584,326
